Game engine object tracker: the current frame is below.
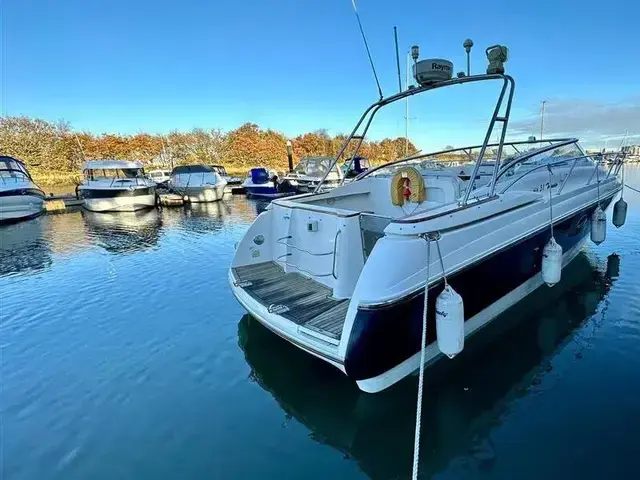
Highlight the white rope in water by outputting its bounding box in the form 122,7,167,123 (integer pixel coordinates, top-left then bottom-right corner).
626,183,640,194
547,166,554,238
412,235,431,480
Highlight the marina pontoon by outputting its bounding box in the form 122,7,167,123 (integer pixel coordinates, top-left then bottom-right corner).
229,43,626,393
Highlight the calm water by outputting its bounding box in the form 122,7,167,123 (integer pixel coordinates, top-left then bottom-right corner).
2,169,640,479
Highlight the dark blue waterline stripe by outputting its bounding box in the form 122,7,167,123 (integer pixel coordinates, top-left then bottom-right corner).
344,197,612,381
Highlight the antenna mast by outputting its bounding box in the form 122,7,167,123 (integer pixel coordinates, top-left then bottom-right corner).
394,27,402,93
74,132,87,162
351,0,383,99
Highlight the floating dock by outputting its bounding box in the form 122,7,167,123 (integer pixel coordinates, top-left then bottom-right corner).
44,195,84,213
157,192,185,206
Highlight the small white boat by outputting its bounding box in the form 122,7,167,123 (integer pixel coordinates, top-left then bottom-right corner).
242,168,297,199
148,169,171,186
0,156,45,224
78,160,156,212
168,165,227,203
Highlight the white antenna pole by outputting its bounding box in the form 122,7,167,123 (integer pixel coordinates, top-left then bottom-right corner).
405,51,409,156
394,27,402,93
351,0,383,99
74,132,86,161
463,39,474,76
540,100,547,140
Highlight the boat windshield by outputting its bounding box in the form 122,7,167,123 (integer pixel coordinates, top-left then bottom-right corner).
0,156,31,181
171,165,213,175
498,141,594,180
211,165,228,176
85,168,145,180
293,157,338,177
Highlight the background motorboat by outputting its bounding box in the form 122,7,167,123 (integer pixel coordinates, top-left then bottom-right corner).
78,159,156,212
229,43,626,393
0,155,45,224
242,167,297,199
284,156,344,193
168,165,227,203
148,169,171,187
211,165,242,187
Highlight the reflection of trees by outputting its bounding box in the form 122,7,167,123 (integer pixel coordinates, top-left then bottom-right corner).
0,219,51,277
156,196,267,234
81,209,162,254
237,252,615,479
44,211,92,255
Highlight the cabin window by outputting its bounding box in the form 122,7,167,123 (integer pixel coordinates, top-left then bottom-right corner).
85,168,144,180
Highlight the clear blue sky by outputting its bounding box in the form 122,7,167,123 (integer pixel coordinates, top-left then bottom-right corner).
3,0,639,150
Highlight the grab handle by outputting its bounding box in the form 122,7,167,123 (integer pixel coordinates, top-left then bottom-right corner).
332,229,342,279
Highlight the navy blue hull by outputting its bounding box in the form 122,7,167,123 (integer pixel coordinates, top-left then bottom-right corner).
0,209,44,225
80,187,155,199
245,185,278,197
245,184,296,198
344,198,612,382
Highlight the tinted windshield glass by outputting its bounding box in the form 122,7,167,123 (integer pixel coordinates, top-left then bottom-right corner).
172,165,213,174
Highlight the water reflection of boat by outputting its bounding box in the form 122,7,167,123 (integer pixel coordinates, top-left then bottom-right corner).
237,252,616,479
0,218,51,277
81,209,162,253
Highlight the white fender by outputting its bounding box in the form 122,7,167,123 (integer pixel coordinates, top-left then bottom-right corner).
591,206,607,245
541,237,562,287
435,285,464,358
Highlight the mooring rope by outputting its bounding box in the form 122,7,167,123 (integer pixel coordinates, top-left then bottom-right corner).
625,183,640,194
412,235,431,480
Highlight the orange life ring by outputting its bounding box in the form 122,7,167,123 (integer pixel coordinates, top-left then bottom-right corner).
391,167,425,206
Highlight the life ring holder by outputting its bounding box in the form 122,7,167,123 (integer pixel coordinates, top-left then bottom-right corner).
390,167,426,206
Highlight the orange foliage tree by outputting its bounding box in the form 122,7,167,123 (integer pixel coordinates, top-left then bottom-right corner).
0,116,419,179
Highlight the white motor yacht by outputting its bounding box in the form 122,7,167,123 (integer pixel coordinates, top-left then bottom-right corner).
0,156,45,224
284,156,344,193
168,165,227,202
229,43,626,393
78,160,156,212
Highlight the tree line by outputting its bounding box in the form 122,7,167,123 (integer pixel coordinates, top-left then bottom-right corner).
0,116,418,175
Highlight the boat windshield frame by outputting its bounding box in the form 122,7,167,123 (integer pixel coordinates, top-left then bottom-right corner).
359,137,582,179
0,156,33,182
83,168,146,181
293,156,341,178
314,73,517,204
171,165,214,175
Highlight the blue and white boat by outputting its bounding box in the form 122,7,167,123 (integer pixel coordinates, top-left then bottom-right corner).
229,42,627,393
0,156,45,224
242,168,296,199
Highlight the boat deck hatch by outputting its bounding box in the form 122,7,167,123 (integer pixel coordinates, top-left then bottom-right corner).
232,261,348,340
